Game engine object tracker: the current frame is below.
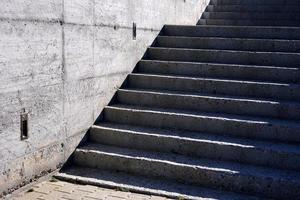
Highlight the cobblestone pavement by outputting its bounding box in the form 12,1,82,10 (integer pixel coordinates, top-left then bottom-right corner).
11,179,173,200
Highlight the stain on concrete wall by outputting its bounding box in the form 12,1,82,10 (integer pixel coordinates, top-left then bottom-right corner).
0,0,210,196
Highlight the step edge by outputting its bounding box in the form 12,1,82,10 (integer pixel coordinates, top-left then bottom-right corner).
74,144,300,182
129,73,297,86
54,169,265,200
148,46,300,55
90,123,300,154
163,24,300,30
104,104,300,126
139,60,300,70
117,88,300,105
157,35,300,42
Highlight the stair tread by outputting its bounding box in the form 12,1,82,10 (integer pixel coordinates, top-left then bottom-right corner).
147,47,300,68
138,60,300,83
155,36,300,53
105,104,300,127
202,12,300,19
203,11,300,14
201,18,300,21
148,46,300,55
207,5,300,11
140,60,299,71
164,24,300,30
91,122,300,155
163,24,300,40
211,3,300,5
209,1,299,5
118,88,300,105
210,0,300,5
76,143,300,182
56,167,266,200
162,25,300,41
198,19,300,27
130,73,300,87
157,35,299,42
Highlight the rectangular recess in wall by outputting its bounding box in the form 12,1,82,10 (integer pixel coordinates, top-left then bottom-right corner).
20,111,28,140
133,22,137,40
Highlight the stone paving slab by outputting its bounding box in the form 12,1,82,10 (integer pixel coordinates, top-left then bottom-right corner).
11,179,173,200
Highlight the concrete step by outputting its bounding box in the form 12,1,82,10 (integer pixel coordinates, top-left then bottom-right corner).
162,25,300,40
103,105,300,143
72,143,300,199
202,12,300,20
155,36,300,53
206,5,300,12
137,60,300,83
116,88,300,120
90,123,300,171
127,73,300,101
209,0,300,5
198,19,300,27
146,47,300,68
55,167,266,200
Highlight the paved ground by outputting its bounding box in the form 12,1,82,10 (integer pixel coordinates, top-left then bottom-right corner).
11,179,173,200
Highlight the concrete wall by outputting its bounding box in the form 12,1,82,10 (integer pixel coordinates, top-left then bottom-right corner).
0,0,210,196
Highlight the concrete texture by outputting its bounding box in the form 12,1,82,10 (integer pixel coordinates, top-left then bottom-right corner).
162,25,300,40
0,0,210,197
56,1,300,199
116,89,300,120
56,167,265,200
103,105,300,143
11,179,173,200
198,18,300,26
205,4,300,12
155,36,300,53
70,143,300,199
89,123,300,171
146,47,300,68
137,60,300,83
127,74,300,101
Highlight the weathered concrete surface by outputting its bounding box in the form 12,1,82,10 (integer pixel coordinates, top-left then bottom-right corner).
116,89,300,120
137,60,300,83
0,0,210,197
55,166,264,200
89,123,300,171
54,1,300,199
11,179,173,200
70,144,300,199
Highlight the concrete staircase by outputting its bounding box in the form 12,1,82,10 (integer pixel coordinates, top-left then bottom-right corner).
56,0,300,199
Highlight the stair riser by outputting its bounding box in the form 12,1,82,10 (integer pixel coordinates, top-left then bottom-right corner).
103,107,300,143
198,19,300,27
138,61,300,83
147,48,300,68
210,0,300,5
117,90,300,120
156,36,300,53
90,127,300,171
202,12,300,20
73,150,300,200
163,25,300,40
128,74,300,101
